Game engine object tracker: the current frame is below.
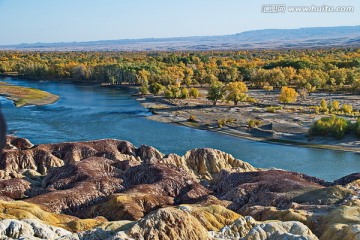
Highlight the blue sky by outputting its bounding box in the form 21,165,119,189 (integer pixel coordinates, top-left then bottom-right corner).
0,0,359,45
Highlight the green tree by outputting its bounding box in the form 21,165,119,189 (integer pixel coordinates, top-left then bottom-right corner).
149,82,163,95
207,80,225,105
139,83,149,94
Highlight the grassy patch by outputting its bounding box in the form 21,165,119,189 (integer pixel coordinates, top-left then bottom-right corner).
0,84,59,107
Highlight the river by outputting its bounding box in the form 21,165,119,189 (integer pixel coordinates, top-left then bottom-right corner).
1,77,359,181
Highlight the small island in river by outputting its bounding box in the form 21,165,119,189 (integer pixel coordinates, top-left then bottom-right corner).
0,82,59,107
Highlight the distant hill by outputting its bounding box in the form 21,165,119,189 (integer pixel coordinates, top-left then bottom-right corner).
1,26,360,51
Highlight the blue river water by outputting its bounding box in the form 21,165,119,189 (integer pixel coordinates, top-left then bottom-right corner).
0,77,359,181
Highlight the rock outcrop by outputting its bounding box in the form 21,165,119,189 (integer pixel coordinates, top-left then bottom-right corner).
211,216,318,240
160,148,257,180
81,163,210,220
125,207,210,240
0,219,73,240
0,136,359,239
212,169,325,213
0,136,255,180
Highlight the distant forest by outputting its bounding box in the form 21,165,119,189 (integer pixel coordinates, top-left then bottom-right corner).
0,49,360,95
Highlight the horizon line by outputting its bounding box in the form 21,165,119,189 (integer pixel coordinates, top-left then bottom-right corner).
1,24,360,47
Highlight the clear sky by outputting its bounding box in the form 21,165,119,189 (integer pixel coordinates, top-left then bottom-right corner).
0,0,359,45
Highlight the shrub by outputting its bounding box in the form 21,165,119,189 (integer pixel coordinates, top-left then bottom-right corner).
188,115,197,122
309,116,352,139
217,118,237,128
265,106,282,113
279,86,298,104
246,97,258,103
179,88,189,99
342,104,353,115
320,99,329,113
139,84,149,94
189,88,200,98
331,100,340,112
164,86,180,99
263,84,273,92
217,119,226,128
314,106,320,114
248,119,263,128
164,89,173,99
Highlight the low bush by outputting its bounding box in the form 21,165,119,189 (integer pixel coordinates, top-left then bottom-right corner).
342,104,353,114
188,115,197,122
248,119,263,128
179,88,189,99
189,88,200,98
217,118,237,128
139,84,149,94
265,106,282,113
217,119,226,128
246,97,258,103
309,116,352,139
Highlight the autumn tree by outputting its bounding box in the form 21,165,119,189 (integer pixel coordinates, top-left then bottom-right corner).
149,82,163,95
331,100,340,112
183,67,194,86
136,69,150,85
207,80,225,105
320,99,329,113
72,65,92,81
226,81,248,105
278,86,298,104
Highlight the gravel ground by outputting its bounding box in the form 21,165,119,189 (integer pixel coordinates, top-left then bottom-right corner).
137,89,360,152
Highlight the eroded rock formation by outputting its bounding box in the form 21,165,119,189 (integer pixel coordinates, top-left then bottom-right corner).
0,136,359,239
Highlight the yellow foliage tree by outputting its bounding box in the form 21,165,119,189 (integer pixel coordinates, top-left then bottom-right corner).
226,81,248,105
278,86,298,104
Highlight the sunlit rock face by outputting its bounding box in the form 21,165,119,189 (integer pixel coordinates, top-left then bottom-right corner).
0,136,359,239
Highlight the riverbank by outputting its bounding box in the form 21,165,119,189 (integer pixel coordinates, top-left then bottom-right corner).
2,75,359,153
136,92,360,153
0,82,59,107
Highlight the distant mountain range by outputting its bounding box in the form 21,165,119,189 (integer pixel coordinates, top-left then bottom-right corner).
1,26,360,51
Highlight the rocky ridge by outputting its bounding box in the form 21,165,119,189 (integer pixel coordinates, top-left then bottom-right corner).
0,136,359,239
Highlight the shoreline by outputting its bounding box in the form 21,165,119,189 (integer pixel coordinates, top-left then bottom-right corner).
136,95,360,154
1,75,359,153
